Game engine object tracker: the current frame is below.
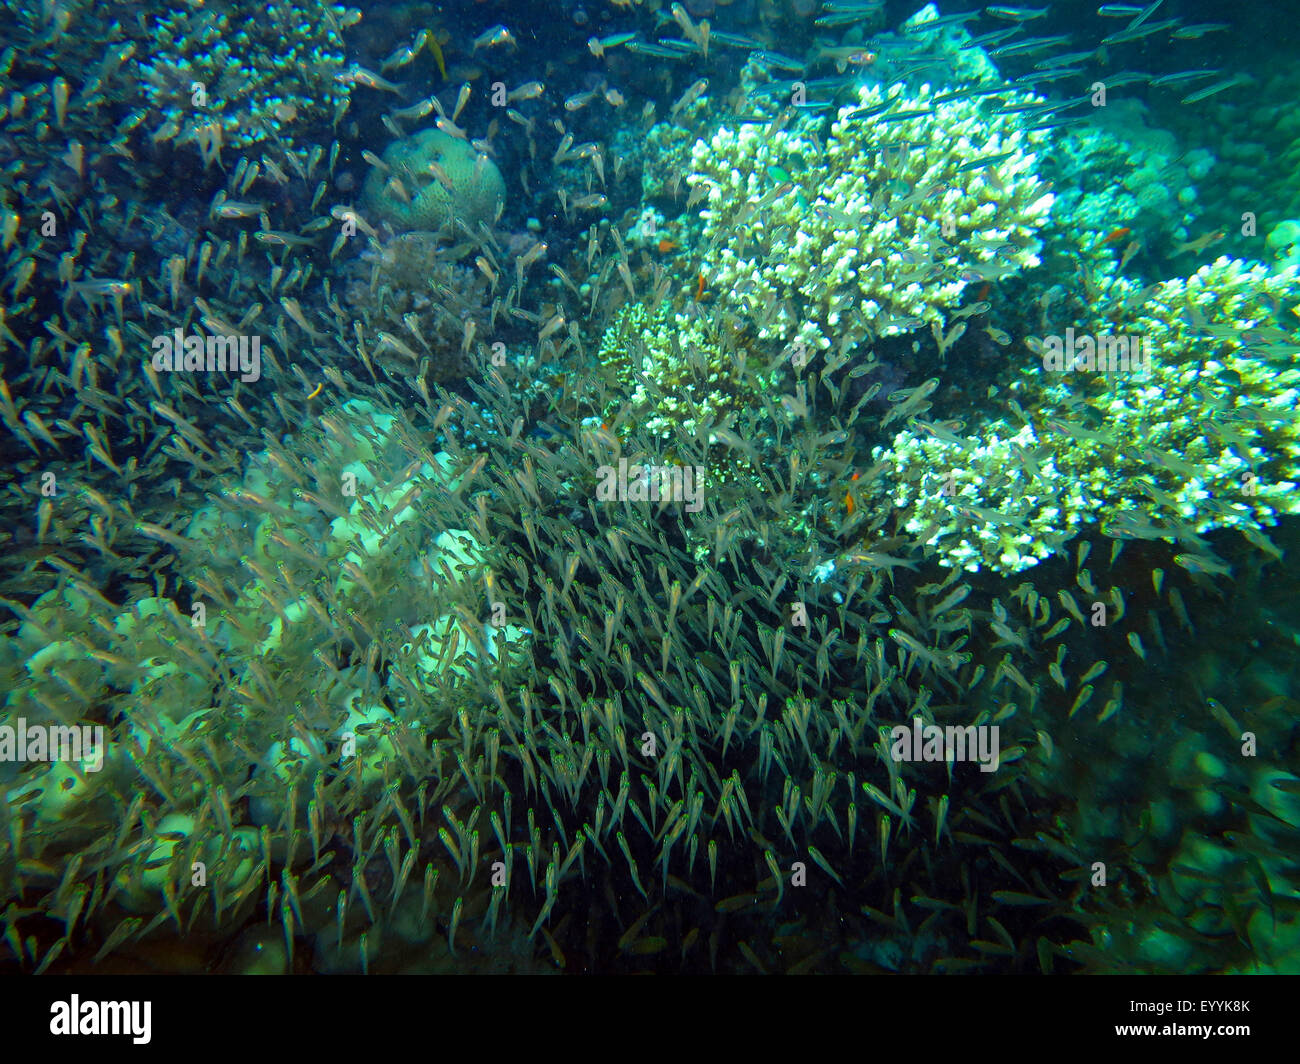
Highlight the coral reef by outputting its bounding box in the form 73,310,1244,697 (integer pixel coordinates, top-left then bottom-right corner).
361,127,506,234
870,257,1300,572
136,0,357,154
597,300,771,440
1044,100,1215,265
1267,219,1300,272
2,0,1299,983
341,231,494,382
1158,65,1300,252
637,97,710,205
686,81,1055,354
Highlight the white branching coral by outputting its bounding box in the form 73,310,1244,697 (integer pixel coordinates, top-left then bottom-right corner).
876,422,1082,574
597,301,768,440
870,258,1300,573
686,82,1055,355
137,0,355,152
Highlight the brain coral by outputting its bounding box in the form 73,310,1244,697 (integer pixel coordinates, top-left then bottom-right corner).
361,128,506,234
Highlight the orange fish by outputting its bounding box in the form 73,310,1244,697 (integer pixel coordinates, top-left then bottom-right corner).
695,273,705,301
657,238,679,254
843,490,856,516
1095,226,1130,248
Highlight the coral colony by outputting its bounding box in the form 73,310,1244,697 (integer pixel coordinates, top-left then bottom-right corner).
0,0,1299,979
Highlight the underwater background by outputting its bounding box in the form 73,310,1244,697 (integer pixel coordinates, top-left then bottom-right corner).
1,0,1298,975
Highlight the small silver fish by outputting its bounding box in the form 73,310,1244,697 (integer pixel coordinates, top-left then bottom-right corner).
507,81,544,102
985,6,1049,21
1181,75,1247,104
1170,22,1228,38
214,199,266,220
565,91,597,111
671,78,709,117
1173,551,1232,578
472,24,516,52
335,65,404,94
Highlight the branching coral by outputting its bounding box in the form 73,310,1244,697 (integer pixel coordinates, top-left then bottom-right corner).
136,1,356,152
686,81,1055,354
870,257,1300,572
597,300,771,440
